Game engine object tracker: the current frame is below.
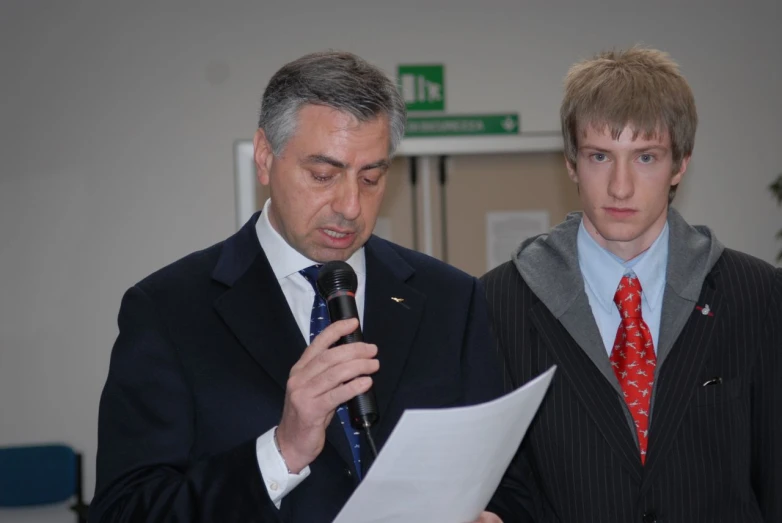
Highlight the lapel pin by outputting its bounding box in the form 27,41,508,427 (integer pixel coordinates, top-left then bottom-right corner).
391,297,410,309
695,304,713,317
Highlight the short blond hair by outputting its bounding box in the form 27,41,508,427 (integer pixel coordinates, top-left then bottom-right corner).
561,47,697,200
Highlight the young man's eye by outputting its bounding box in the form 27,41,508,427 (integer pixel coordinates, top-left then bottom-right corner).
638,154,654,164
591,153,607,162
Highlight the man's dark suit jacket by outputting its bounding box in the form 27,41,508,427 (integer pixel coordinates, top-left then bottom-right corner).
483,211,782,523
90,213,502,523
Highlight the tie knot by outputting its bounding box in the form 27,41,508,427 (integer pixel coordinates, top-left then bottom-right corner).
614,275,643,318
299,264,323,293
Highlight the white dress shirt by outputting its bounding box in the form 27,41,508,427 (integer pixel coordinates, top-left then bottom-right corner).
577,220,669,356
254,199,366,508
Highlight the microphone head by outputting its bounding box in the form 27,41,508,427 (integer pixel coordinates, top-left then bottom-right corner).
316,260,358,299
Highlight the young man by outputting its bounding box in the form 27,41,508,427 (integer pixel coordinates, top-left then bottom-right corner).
484,47,781,522
91,51,502,523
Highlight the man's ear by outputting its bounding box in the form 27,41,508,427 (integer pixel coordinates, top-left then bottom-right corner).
253,128,274,186
565,155,578,183
671,155,690,186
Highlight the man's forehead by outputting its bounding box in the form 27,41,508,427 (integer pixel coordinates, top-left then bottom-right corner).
283,105,390,158
580,121,671,145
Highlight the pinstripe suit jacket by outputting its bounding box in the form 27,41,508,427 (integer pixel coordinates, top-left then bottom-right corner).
484,213,782,523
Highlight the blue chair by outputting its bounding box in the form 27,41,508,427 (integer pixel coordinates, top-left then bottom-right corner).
0,444,88,522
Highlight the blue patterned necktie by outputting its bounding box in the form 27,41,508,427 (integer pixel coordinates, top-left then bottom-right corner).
299,264,362,479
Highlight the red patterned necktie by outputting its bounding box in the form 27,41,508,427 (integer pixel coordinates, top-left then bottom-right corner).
610,274,656,464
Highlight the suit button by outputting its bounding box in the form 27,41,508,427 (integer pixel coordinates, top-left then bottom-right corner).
642,512,657,523
344,467,353,479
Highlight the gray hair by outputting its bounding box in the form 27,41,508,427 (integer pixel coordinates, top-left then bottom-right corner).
258,51,407,156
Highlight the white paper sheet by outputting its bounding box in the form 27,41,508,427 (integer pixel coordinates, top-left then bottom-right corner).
486,211,550,271
333,366,556,523
373,217,393,242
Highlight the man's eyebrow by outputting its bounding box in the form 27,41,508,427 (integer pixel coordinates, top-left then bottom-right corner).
360,159,391,171
301,155,390,171
302,154,347,169
579,144,610,152
631,146,668,153
578,145,669,153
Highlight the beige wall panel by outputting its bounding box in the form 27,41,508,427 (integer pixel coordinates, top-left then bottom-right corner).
445,152,582,276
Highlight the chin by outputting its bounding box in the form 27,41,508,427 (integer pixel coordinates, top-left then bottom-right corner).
314,248,356,263
594,223,642,243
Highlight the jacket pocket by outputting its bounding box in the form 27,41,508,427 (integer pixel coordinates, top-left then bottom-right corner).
691,377,742,406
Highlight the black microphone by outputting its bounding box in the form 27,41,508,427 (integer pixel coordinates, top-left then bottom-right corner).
317,260,379,456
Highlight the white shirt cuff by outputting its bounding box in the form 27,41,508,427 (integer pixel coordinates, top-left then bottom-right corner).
256,427,311,509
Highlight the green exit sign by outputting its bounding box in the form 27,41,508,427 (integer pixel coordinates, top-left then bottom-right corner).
397,64,445,112
405,114,520,137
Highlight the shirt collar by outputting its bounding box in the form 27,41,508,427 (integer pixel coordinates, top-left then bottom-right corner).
577,220,668,313
255,198,366,281
628,222,668,311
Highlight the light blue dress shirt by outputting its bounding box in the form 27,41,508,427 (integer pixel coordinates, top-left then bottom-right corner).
577,220,669,356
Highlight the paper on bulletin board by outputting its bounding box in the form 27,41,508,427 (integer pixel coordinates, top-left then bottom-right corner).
373,217,393,242
486,211,549,271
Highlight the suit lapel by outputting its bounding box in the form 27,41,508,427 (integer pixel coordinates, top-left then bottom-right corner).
211,215,355,470
655,286,695,371
214,250,305,392
512,215,623,397
558,292,623,396
642,274,721,490
656,208,724,370
641,209,725,484
558,292,642,447
359,237,424,472
530,300,644,482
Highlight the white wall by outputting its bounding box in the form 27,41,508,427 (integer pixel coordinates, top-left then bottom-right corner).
1,0,780,517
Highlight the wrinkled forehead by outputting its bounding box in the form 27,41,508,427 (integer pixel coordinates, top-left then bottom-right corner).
289,104,393,150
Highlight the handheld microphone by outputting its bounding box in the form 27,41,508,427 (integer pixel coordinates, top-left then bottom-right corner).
316,260,379,453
